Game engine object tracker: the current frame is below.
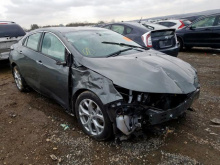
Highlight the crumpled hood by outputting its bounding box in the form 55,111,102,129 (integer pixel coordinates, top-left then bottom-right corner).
81,50,199,94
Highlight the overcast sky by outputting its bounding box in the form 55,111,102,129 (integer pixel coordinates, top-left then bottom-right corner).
0,0,219,29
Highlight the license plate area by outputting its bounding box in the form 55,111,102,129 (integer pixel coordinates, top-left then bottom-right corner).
159,40,172,48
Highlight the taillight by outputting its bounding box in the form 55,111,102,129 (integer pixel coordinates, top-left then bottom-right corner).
178,20,185,29
146,33,152,47
0,23,8,25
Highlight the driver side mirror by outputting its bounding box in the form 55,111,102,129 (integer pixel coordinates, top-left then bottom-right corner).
56,49,69,66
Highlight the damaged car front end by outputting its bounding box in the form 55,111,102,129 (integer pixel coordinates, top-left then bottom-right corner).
108,87,199,136
10,27,200,141
81,51,200,138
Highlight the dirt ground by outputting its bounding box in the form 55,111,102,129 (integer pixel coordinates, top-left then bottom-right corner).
0,48,220,165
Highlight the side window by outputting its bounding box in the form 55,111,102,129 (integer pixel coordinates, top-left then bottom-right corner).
41,33,65,61
26,33,41,51
103,25,111,29
111,25,125,34
125,27,132,34
192,16,216,28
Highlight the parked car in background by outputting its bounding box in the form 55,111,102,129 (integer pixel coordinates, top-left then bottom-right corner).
139,22,168,30
157,19,192,30
102,22,179,57
93,23,107,27
9,27,200,141
0,21,25,61
176,13,220,50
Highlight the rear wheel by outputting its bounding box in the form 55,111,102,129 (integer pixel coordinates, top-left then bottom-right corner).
13,66,28,92
75,91,113,141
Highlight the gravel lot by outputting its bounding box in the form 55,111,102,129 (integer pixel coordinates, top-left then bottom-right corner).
0,48,220,165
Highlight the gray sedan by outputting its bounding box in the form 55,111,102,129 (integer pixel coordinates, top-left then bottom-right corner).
9,27,200,141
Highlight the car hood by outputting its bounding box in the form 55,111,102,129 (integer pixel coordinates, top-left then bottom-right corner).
81,50,199,94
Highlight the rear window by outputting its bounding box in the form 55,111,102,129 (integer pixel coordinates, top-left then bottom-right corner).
151,30,174,37
159,22,176,27
0,24,25,38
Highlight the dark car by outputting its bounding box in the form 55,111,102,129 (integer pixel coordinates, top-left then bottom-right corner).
102,22,179,57
0,21,25,61
9,27,200,141
176,13,220,50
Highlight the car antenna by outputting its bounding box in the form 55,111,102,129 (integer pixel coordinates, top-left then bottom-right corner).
138,17,142,23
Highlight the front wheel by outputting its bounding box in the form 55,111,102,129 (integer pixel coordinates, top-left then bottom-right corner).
75,91,113,141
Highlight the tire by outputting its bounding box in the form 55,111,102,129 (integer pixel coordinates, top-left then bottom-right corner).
75,91,113,141
12,66,28,92
177,37,183,51
185,46,193,50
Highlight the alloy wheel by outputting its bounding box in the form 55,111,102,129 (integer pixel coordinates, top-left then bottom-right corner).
78,99,105,135
14,67,23,90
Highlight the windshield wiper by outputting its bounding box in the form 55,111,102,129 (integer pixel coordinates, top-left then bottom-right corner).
107,48,133,57
102,41,149,50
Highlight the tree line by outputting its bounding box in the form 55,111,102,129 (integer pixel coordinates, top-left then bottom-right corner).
29,20,111,31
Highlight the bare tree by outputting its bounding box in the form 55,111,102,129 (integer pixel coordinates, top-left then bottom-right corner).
30,24,39,30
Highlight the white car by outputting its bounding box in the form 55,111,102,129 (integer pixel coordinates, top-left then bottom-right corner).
157,19,192,30
0,21,25,60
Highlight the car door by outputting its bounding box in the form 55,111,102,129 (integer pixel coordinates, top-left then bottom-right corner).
183,15,216,46
19,32,43,90
211,15,220,48
37,32,70,109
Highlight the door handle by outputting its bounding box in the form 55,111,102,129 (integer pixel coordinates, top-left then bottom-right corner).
19,50,22,54
204,28,211,31
36,60,43,65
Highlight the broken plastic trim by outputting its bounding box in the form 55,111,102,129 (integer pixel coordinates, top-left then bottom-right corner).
109,88,200,136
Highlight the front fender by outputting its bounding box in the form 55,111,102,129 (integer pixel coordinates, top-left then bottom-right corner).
71,67,123,105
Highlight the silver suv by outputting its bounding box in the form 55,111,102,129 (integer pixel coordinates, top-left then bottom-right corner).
0,21,25,60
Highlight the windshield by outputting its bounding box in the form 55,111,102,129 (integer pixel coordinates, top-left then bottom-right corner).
65,30,142,58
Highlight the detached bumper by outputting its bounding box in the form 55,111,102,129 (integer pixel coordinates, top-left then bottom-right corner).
147,88,200,125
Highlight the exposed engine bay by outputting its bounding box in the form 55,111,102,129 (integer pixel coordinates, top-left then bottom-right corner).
108,85,200,137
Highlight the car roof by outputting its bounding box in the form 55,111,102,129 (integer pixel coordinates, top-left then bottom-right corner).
114,21,147,28
103,21,149,32
34,27,107,33
0,21,15,24
140,22,168,29
0,22,25,37
157,20,180,22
